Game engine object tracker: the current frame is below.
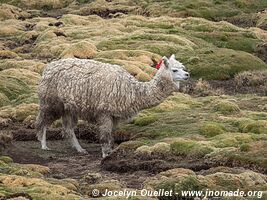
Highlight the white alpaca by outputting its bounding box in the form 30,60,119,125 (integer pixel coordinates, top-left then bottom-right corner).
36,54,189,157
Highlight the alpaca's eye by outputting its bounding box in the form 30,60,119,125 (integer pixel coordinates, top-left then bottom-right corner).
172,69,178,72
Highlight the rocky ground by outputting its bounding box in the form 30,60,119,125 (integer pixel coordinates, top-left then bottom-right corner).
0,0,267,200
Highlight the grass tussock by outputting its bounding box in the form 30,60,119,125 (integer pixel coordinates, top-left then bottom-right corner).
192,79,223,96
0,60,45,74
200,122,226,137
135,142,171,157
60,41,97,59
0,4,30,21
0,93,10,107
146,167,267,198
170,139,214,158
0,50,18,59
239,120,267,134
133,113,158,126
213,100,241,115
0,103,39,122
235,70,267,87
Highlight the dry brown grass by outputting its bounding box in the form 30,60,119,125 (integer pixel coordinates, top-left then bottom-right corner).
0,68,40,86
0,4,30,21
0,50,19,59
234,70,267,87
60,41,97,59
189,79,223,96
0,60,45,74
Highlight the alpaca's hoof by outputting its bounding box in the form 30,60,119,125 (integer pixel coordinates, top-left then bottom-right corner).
102,150,112,158
77,148,88,154
42,146,51,150
102,153,108,158
101,146,113,158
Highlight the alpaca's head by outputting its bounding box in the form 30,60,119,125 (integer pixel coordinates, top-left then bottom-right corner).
168,54,189,81
156,54,189,89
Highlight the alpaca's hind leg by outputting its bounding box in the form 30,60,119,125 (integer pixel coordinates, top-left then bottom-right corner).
36,109,50,150
97,115,114,158
40,127,49,150
62,111,87,153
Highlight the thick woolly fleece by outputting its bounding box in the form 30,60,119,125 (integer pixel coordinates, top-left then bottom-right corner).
36,58,179,156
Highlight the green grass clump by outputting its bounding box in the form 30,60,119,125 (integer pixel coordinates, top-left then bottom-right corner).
211,133,253,148
0,93,10,107
213,100,240,115
239,120,267,134
137,0,267,21
154,180,176,200
170,139,213,158
148,167,267,200
0,156,13,164
135,142,171,156
194,31,261,53
0,75,32,101
240,143,250,152
200,122,225,137
170,140,196,156
133,114,158,126
13,93,39,105
189,48,267,80
175,176,202,192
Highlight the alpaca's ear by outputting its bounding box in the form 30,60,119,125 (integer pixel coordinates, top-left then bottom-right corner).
162,56,169,69
170,54,175,60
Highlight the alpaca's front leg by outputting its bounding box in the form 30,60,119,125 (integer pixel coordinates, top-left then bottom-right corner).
62,109,87,153
98,115,114,158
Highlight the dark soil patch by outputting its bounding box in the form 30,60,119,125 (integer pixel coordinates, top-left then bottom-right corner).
1,122,132,144
255,43,267,63
2,139,151,189
225,14,259,28
102,156,210,174
83,8,130,19
210,79,267,95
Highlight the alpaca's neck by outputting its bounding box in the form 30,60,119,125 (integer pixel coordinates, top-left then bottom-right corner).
132,75,177,111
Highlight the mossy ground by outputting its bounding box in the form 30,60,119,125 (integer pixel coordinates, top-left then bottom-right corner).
115,93,267,173
0,1,266,111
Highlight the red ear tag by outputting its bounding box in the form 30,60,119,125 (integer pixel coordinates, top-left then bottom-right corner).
156,59,163,70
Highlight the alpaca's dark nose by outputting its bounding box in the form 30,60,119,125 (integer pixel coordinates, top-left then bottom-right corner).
185,72,189,77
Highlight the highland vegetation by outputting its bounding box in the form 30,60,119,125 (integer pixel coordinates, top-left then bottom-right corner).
0,0,267,199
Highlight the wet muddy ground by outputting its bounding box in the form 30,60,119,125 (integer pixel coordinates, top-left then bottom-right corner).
2,138,153,190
